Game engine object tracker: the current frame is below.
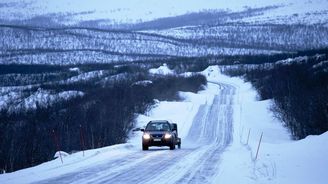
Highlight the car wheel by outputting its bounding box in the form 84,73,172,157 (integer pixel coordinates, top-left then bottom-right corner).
178,143,181,149
170,143,175,150
142,144,149,150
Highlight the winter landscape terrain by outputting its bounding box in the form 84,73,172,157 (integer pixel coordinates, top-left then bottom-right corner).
0,0,328,184
1,66,327,184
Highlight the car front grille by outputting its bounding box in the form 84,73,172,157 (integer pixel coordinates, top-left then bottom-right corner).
152,134,163,138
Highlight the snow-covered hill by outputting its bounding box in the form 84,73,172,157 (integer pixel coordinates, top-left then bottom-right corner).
0,25,287,65
1,24,327,65
1,1,328,65
1,0,328,26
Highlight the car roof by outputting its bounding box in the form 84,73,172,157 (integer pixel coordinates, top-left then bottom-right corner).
149,120,170,124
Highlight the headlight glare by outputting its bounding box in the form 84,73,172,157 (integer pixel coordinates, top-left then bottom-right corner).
164,133,172,139
143,133,151,139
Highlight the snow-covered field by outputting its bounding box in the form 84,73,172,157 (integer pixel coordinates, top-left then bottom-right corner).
0,66,327,184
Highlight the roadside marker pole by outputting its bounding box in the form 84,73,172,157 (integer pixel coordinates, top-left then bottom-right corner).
255,132,263,160
246,128,251,145
52,130,63,164
80,124,85,157
240,126,244,142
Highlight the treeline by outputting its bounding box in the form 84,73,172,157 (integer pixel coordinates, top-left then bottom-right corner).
164,24,328,51
223,49,328,139
219,48,328,65
0,64,206,172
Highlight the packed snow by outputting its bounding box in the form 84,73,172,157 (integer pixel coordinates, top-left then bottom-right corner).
0,66,327,184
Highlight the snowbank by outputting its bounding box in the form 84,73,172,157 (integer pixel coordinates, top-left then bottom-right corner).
54,151,69,159
149,63,174,75
207,65,327,184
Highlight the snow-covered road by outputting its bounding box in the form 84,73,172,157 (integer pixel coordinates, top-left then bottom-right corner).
1,66,327,184
35,82,235,184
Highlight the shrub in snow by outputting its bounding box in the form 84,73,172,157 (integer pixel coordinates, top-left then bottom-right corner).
54,151,69,159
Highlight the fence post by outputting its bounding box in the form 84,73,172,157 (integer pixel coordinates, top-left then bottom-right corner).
79,124,85,157
246,128,251,145
255,132,263,160
52,130,63,164
240,126,244,142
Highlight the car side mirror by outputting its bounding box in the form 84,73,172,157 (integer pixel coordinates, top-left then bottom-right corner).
140,128,145,132
171,123,178,132
133,128,141,132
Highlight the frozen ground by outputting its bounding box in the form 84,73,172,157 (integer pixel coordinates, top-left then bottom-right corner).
0,66,327,184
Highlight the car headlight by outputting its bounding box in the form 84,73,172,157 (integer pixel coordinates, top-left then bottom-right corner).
164,133,172,139
143,133,151,139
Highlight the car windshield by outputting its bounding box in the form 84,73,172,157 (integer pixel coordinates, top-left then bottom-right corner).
145,122,170,131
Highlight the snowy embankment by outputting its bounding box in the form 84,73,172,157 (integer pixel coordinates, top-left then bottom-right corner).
204,66,328,184
0,65,327,184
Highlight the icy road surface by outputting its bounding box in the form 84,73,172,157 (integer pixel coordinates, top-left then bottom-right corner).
36,82,235,184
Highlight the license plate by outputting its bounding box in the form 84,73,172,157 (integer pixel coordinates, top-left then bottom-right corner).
154,138,161,141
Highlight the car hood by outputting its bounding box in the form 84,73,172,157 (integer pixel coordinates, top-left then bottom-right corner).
146,131,166,134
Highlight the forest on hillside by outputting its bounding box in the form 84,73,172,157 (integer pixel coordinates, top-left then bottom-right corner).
0,63,206,172
222,49,328,139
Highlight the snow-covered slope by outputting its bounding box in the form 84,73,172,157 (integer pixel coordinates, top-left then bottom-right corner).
0,66,327,184
205,66,328,183
149,64,175,75
1,0,328,26
1,1,328,65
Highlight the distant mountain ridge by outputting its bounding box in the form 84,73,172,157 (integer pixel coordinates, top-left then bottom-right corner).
1,0,328,28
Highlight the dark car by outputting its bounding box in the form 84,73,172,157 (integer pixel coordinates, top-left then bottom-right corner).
141,120,181,150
